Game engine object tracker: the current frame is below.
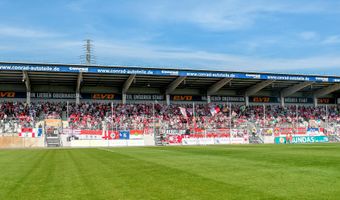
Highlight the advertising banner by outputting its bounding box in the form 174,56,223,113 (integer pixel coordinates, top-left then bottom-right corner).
249,96,279,103
64,129,143,140
126,94,164,101
182,137,198,145
284,97,313,104
306,128,323,136
78,130,103,140
63,129,81,135
82,93,122,100
318,98,336,104
171,95,204,101
274,127,307,135
230,137,247,144
214,137,230,144
201,96,245,102
0,91,26,98
165,129,248,145
275,136,329,144
45,119,62,127
166,129,186,135
2,62,340,83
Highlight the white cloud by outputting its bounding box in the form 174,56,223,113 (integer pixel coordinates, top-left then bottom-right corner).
62,0,340,32
92,39,340,74
322,35,340,45
66,0,90,12
0,26,60,38
2,37,340,74
299,31,319,41
126,0,340,31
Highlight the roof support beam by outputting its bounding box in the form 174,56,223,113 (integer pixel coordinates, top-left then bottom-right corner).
23,71,31,92
122,74,136,104
23,71,31,104
207,78,233,96
245,80,275,96
281,82,314,97
314,83,340,98
122,74,136,94
166,76,186,94
76,72,83,93
76,72,83,104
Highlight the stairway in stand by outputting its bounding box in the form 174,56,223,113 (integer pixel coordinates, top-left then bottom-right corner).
45,135,62,147
154,129,165,146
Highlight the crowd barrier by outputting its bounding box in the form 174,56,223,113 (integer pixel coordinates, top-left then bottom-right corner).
1,123,339,148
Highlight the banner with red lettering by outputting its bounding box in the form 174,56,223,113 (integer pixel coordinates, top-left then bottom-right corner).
164,129,248,145
274,127,307,136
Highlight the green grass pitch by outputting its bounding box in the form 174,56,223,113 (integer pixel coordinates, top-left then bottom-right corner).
1,144,340,200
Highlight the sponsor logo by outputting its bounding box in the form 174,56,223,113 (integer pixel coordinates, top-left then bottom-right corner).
252,97,270,103
318,98,334,104
31,93,76,99
161,70,179,76
315,77,329,82
246,74,261,79
92,93,115,100
173,95,193,101
285,97,311,103
275,136,329,144
69,67,89,72
126,94,164,101
0,91,16,98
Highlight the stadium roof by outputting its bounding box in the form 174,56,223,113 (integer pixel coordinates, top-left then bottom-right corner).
0,61,339,105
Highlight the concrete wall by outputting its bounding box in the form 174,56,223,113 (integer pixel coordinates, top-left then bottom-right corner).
0,136,44,148
69,139,145,147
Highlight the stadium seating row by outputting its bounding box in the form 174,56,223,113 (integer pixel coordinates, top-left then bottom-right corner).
1,102,339,132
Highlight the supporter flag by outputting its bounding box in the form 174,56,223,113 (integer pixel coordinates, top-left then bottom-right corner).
240,105,246,112
222,106,229,113
102,130,119,140
179,107,188,119
36,128,43,137
19,128,36,137
187,108,193,116
119,130,130,139
130,130,144,139
210,106,221,116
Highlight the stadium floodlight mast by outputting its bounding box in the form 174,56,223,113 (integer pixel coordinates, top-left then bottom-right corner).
81,39,96,65
76,39,96,104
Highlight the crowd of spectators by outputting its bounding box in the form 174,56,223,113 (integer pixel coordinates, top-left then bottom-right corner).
1,101,340,133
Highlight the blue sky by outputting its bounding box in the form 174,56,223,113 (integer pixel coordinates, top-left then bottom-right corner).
1,0,340,75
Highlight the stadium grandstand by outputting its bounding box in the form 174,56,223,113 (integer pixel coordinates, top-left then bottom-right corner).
3,1,340,199
0,61,339,147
